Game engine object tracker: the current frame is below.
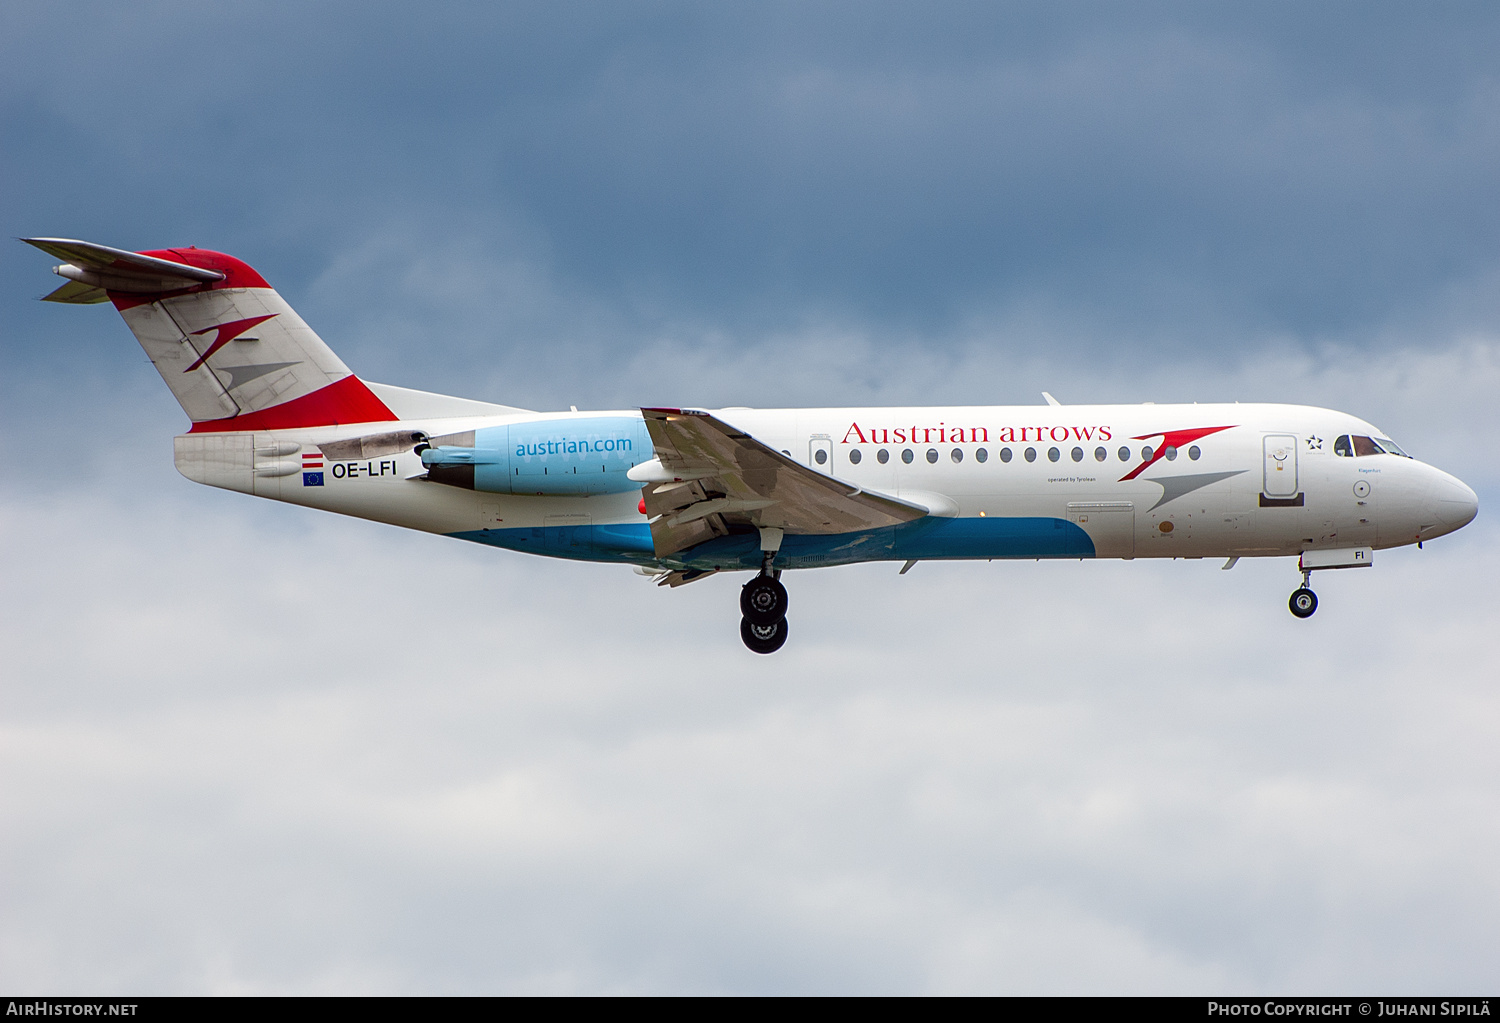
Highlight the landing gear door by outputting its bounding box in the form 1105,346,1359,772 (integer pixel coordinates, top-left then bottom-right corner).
1263,434,1299,498
809,434,833,474
1067,501,1135,559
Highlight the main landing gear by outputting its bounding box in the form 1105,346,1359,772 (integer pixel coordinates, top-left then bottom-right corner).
1289,568,1318,619
741,528,789,654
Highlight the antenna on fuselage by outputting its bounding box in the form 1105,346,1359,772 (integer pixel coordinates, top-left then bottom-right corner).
1042,392,1062,406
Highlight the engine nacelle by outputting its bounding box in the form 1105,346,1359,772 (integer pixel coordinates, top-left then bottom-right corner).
421,415,648,496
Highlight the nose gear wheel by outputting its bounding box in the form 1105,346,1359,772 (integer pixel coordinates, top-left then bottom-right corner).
1289,587,1318,618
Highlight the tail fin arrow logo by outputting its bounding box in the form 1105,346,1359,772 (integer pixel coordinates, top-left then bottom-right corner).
184,314,278,372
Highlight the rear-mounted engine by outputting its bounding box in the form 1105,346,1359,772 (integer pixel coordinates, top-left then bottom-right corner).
414,416,648,496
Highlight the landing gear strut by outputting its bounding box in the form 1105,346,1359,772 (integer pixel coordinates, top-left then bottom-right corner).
1289,569,1318,619
741,527,789,653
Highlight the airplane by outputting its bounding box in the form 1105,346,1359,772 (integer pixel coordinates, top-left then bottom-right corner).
24,237,1480,653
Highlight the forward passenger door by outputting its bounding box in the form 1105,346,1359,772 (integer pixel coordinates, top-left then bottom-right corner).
1263,435,1299,498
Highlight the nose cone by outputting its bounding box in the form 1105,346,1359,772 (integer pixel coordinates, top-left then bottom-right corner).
1427,474,1479,531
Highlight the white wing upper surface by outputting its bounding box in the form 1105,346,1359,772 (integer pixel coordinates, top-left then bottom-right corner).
640,408,926,557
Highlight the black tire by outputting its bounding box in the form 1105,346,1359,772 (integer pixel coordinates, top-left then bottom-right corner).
740,575,789,626
741,616,789,654
1289,587,1318,619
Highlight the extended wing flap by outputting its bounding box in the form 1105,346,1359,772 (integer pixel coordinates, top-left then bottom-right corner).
640,476,728,555
640,408,926,557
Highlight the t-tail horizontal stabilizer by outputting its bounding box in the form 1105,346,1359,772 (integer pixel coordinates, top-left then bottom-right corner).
24,237,226,304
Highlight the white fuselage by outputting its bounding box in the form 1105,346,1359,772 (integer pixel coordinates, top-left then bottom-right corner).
26,240,1477,648
175,401,1478,571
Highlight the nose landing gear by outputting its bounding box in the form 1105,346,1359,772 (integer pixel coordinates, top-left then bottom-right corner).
1289,587,1318,618
1289,568,1318,619
741,527,789,653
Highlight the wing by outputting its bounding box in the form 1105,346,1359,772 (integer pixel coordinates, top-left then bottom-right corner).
639,408,927,557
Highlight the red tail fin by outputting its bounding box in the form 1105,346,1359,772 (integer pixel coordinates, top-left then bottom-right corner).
25,238,398,432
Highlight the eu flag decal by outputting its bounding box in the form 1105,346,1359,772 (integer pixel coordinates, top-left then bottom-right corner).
303,471,324,487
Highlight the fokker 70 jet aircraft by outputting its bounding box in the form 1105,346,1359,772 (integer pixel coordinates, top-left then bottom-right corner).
26,238,1480,653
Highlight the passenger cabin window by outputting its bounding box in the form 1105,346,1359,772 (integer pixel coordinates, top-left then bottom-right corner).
877,448,890,464
849,449,862,465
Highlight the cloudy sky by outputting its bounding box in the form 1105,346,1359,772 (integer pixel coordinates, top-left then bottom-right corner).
3,0,1499,994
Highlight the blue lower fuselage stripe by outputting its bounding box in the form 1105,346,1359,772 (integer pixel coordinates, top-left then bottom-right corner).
449,515,1095,568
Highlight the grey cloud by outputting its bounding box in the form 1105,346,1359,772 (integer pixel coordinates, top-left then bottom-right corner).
2,334,1497,993
2,483,1497,993
4,1,1499,994
7,2,1500,369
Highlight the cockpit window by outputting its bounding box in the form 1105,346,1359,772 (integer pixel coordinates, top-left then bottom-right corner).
1337,433,1411,458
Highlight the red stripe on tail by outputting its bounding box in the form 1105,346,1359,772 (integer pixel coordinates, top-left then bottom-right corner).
109,248,274,311
187,375,398,433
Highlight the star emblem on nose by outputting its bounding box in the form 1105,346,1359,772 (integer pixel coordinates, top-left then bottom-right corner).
1306,435,1323,450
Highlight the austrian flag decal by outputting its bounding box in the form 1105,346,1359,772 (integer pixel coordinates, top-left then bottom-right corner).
302,451,324,487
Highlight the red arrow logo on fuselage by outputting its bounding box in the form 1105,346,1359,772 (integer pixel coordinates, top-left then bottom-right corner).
184,314,279,373
1118,425,1236,481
